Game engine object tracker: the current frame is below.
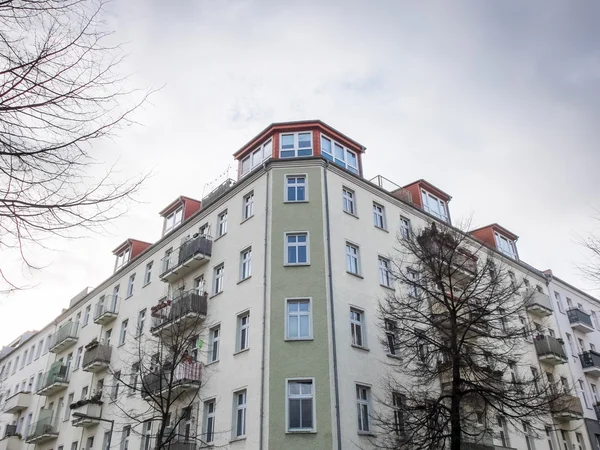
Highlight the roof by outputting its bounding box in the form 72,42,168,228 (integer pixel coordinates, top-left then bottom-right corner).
112,238,152,255
233,119,367,158
403,179,453,201
469,223,519,241
159,196,201,216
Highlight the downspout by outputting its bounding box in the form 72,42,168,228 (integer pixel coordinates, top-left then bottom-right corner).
259,165,270,450
323,162,342,450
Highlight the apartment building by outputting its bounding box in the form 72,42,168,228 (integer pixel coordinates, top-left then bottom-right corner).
0,120,598,450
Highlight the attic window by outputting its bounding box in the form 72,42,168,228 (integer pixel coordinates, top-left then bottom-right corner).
494,232,517,260
115,247,131,271
421,190,448,222
164,206,183,234
241,139,272,176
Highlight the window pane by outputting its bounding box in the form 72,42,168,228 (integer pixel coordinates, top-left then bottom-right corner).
289,382,300,395
334,143,345,164
300,316,309,336
288,316,299,337
296,185,305,199
298,246,307,263
298,133,311,148
282,135,294,149
288,246,297,264
321,136,332,155
287,186,296,201
346,150,357,168
289,399,300,428
281,150,295,158
301,400,313,428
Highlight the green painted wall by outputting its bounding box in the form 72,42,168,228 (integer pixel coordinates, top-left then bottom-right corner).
268,166,333,449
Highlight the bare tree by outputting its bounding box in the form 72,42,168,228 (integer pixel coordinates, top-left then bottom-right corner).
105,289,227,450
579,216,600,287
0,0,149,291
373,222,570,450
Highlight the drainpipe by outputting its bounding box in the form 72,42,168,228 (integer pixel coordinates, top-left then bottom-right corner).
323,162,343,450
259,166,270,450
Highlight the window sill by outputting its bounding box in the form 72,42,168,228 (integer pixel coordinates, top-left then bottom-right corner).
125,294,133,300
351,344,370,352
284,200,309,204
234,348,250,356
118,343,126,348
210,292,223,300
142,282,151,289
374,226,389,233
358,432,376,437
240,215,254,225
284,263,311,267
284,337,314,342
286,430,317,434
237,276,252,285
229,437,246,443
205,359,219,367
346,271,364,279
380,284,395,291
134,333,143,340
343,210,359,219
386,353,402,361
214,233,227,243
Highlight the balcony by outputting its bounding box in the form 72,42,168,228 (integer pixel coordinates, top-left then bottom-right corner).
594,402,600,421
151,291,208,338
36,363,69,396
524,289,553,318
418,230,478,285
93,296,119,325
549,394,584,422
142,362,202,399
431,305,489,339
581,351,600,377
159,235,212,283
2,391,31,414
567,308,595,333
534,335,568,366
48,322,79,353
25,417,58,444
167,440,196,450
82,341,112,373
71,399,103,428
0,425,21,450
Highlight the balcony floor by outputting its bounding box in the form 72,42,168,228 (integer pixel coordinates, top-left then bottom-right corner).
49,337,78,354
571,322,595,333
37,382,69,397
82,361,110,373
94,312,118,326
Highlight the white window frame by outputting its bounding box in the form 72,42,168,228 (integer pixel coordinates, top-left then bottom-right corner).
385,319,397,356
83,305,91,327
118,319,128,346
285,298,313,340
203,399,216,443
350,307,365,348
373,203,386,229
407,268,420,298
115,247,131,271
494,232,518,259
136,309,146,336
356,385,371,433
217,210,228,237
554,291,565,313
208,325,220,363
240,247,252,281
241,139,272,176
164,206,183,235
75,346,83,370
421,190,449,222
127,274,135,298
320,134,359,174
213,264,225,295
233,390,247,438
121,426,131,450
284,232,310,265
144,262,153,285
242,192,254,220
280,132,313,158
285,175,307,202
346,242,360,275
286,378,316,432
342,187,356,215
236,312,250,352
379,256,392,288
141,420,152,450
399,216,411,239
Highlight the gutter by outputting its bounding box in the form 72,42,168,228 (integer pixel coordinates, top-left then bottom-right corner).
259,165,270,450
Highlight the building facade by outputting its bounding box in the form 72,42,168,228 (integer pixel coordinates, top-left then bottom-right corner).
0,120,599,450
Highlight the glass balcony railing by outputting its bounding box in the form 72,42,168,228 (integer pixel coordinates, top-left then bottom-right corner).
36,364,69,395
25,416,58,443
93,296,119,325
48,322,79,352
567,307,594,332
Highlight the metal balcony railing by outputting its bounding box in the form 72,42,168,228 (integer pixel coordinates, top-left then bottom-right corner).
524,289,553,313
581,350,600,370
48,322,79,351
4,425,17,438
161,235,212,276
142,362,202,396
534,335,567,361
36,364,69,393
567,308,593,328
151,291,208,331
82,343,112,370
93,296,119,321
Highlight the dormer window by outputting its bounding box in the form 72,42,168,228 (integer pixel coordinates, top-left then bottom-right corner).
494,232,517,259
421,190,448,222
164,206,183,234
280,132,312,158
241,139,272,176
115,247,131,271
320,135,358,174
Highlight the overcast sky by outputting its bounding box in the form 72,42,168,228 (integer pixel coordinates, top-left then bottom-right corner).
1,0,599,345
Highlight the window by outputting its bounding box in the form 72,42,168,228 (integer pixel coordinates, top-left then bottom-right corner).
566,333,576,355
13,357,18,373
494,232,517,259
234,390,247,438
578,338,585,353
579,380,590,408
65,393,74,420
141,420,152,450
136,309,146,336
213,264,224,295
240,247,252,281
83,305,91,327
407,269,420,297
321,135,359,174
280,132,312,158
379,257,392,287
346,243,360,275
399,216,411,239
342,188,356,215
285,175,307,202
373,203,386,229
217,210,228,237
576,433,586,450
286,299,312,340
121,426,131,450
86,436,94,450
385,319,397,355
144,262,153,285
119,320,128,346
112,372,121,400
164,207,183,234
566,297,574,307
75,347,83,370
81,385,88,399
71,441,78,450
209,326,220,363
421,190,448,222
129,363,140,395
592,384,599,403
243,192,254,220
115,247,131,271
36,340,43,359
356,385,371,433
350,308,365,347
554,292,565,313
237,313,250,352
194,276,205,295
592,311,600,330
21,352,27,368
498,416,510,447
285,233,309,265
103,432,111,450
523,421,535,450
204,400,216,443
545,427,555,450
127,274,135,297
592,343,597,352
105,329,112,346
287,379,314,431
531,367,540,393
241,139,272,176
392,394,405,436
